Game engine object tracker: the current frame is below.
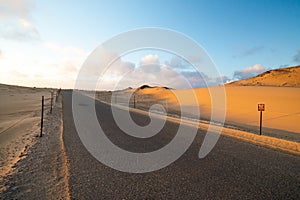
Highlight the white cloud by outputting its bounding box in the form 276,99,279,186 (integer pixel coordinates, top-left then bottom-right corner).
241,64,264,73
103,60,135,77
0,0,35,18
0,43,228,90
168,56,182,68
97,54,186,90
186,56,201,63
10,69,28,78
97,54,226,90
19,18,30,27
0,39,89,88
63,61,80,73
0,0,40,41
233,64,266,80
113,64,188,90
45,42,86,57
140,54,159,65
43,42,88,80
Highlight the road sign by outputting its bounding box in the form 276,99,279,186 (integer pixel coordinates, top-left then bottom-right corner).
258,103,265,111
258,103,265,135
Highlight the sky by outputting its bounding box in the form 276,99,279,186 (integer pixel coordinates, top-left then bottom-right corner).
0,0,300,90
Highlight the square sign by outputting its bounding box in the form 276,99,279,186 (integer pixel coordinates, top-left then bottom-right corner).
258,103,265,111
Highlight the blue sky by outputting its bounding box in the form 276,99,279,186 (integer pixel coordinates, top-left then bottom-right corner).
0,0,300,89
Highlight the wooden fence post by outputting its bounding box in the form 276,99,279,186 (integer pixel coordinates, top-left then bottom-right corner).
40,96,44,137
50,91,53,114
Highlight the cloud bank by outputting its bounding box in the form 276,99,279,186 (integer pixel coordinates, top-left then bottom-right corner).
233,64,266,80
97,54,228,90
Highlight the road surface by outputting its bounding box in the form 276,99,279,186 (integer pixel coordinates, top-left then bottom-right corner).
62,91,300,199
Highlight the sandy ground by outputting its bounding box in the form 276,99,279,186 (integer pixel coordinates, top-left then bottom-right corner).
0,84,54,178
0,85,68,199
94,85,300,142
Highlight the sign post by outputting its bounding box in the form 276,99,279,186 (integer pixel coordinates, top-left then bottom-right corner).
258,103,265,135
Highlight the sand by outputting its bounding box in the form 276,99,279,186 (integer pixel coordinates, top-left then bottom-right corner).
94,85,300,142
0,84,55,181
0,85,69,198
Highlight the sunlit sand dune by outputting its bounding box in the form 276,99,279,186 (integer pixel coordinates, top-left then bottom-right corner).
228,65,300,87
132,86,300,136
95,66,300,141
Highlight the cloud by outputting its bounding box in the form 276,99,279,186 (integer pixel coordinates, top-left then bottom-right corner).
10,70,28,78
0,49,2,58
215,76,232,84
0,0,35,18
164,56,198,71
98,54,186,90
97,53,227,90
137,54,208,88
104,60,135,76
45,42,86,56
140,54,159,65
168,56,182,68
0,0,40,41
293,49,300,63
234,46,264,58
233,64,266,80
0,19,40,41
114,64,189,90
48,43,88,79
62,61,80,73
180,72,232,88
186,56,201,63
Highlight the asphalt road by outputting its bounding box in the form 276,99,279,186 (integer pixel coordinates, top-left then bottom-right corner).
62,91,300,199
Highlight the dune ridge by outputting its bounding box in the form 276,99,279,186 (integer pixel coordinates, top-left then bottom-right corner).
228,65,300,87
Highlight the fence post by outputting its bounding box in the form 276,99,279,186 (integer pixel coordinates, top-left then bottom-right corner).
50,91,53,114
40,96,44,137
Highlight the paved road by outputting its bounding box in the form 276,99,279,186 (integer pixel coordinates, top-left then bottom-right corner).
62,91,300,199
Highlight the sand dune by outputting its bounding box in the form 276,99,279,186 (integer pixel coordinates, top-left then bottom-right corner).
0,84,54,179
228,65,300,87
142,86,300,135
95,83,300,142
